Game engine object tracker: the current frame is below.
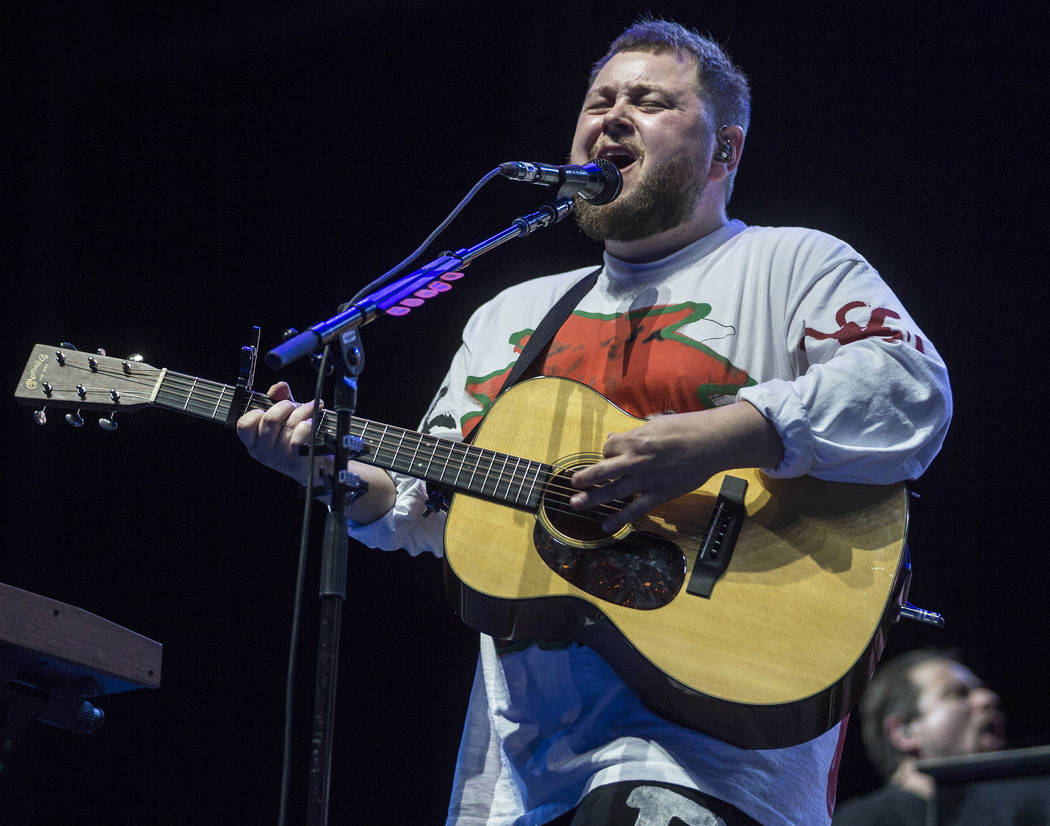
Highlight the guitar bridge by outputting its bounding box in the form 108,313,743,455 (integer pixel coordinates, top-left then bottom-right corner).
686,475,748,598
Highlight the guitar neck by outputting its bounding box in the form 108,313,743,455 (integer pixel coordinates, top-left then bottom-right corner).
155,370,549,510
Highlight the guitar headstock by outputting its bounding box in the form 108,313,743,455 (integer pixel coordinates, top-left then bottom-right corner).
16,344,164,420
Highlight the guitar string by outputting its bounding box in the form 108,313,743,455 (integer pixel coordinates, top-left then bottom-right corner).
48,366,716,535
157,372,718,535
218,376,713,535
223,391,672,529
58,365,717,534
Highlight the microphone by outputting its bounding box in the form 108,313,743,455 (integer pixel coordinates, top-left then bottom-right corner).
499,158,623,205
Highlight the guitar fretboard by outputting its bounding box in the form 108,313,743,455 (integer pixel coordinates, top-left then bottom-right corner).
155,370,550,510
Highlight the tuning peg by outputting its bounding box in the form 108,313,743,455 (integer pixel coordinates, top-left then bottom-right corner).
64,411,85,428
59,341,79,351
33,409,47,426
98,413,119,432
121,355,144,375
96,348,107,356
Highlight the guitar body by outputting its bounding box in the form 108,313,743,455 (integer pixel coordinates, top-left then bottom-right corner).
443,376,909,748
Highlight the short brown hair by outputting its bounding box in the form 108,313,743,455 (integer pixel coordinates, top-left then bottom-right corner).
590,17,751,137
589,17,750,203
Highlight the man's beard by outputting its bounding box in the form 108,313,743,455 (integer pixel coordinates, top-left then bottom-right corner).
573,152,708,243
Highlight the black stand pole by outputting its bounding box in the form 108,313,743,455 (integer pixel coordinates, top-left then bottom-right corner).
306,330,366,826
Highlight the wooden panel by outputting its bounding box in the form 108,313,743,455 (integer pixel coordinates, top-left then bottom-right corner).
0,582,162,695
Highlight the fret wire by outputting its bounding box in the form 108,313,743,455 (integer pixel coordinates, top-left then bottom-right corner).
464,442,482,493
493,454,510,500
416,433,451,484
401,429,427,476
390,429,409,474
451,441,467,489
427,436,449,482
478,447,498,497
498,456,516,503
420,431,439,480
210,384,227,420
515,458,534,506
376,425,392,465
182,378,198,411
439,437,461,483
522,461,541,507
521,459,541,507
516,458,532,505
405,430,428,477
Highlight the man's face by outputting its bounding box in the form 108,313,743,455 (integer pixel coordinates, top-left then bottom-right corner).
569,49,713,242
907,659,1007,760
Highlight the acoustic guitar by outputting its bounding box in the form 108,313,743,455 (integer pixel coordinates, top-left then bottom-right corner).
17,343,910,748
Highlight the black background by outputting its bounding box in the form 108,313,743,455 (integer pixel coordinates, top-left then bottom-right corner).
5,1,1048,823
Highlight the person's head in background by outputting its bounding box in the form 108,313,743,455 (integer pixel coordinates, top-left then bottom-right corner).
860,649,1006,798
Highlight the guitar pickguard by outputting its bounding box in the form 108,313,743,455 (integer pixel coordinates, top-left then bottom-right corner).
532,522,686,610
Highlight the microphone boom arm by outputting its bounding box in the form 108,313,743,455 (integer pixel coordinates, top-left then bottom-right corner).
265,196,576,371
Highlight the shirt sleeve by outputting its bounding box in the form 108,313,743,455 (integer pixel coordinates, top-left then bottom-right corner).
737,234,952,484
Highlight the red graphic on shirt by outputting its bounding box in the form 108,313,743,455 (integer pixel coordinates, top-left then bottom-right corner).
803,301,925,353
456,329,533,438
461,303,755,438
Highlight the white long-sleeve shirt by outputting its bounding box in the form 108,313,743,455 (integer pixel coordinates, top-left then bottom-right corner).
349,220,952,825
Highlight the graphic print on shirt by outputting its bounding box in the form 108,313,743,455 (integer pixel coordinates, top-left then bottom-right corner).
802,301,926,353
625,785,727,825
419,383,456,435
460,302,756,438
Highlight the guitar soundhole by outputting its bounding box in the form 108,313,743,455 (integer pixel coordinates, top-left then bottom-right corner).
533,458,686,609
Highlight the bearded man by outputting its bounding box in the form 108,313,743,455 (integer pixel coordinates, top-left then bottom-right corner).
239,18,952,826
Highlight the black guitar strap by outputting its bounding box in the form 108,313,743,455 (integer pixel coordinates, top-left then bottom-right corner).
424,264,602,515
494,264,603,398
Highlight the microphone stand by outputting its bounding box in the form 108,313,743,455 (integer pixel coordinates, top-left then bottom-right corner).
306,328,366,826
266,194,576,825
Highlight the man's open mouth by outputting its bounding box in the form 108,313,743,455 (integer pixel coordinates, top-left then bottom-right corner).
595,145,637,171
